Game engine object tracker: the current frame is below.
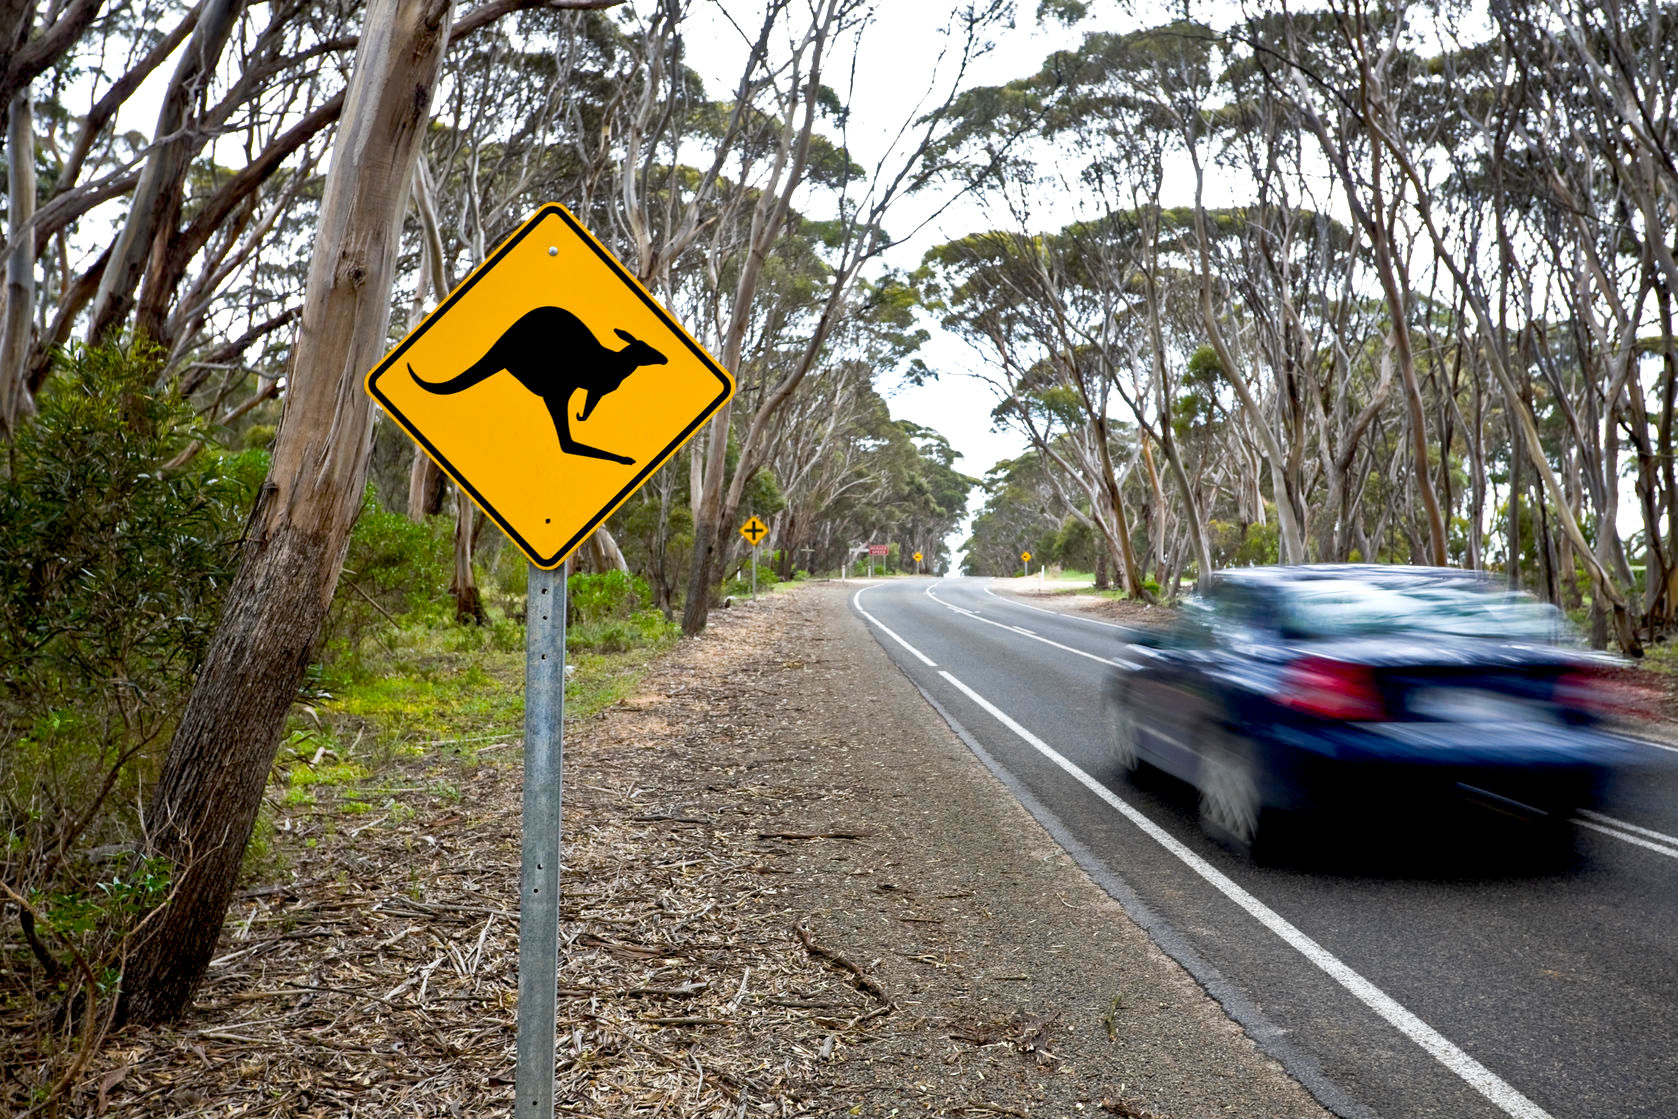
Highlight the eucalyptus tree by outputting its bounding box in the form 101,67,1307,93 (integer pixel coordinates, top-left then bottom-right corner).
121,0,627,1027
962,451,1068,576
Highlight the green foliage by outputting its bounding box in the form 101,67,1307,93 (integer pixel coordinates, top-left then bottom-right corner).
1207,515,1280,568
0,342,258,1058
566,570,677,654
1037,0,1089,25
567,570,649,623
723,561,779,599
1,342,257,894
323,495,452,661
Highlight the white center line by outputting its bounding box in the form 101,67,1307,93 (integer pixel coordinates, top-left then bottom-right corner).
927,588,1119,667
1573,810,1678,859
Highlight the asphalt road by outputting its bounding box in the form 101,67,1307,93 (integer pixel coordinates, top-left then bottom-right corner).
852,575,1678,1119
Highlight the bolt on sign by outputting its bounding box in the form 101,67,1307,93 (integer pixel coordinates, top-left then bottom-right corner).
739,515,768,546
366,203,734,569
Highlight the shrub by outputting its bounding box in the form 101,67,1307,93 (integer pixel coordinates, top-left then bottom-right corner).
564,570,675,652
723,561,777,599
567,569,648,624
0,341,255,1043
322,494,452,662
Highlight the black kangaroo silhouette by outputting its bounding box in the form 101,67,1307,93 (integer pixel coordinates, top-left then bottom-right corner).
409,306,667,465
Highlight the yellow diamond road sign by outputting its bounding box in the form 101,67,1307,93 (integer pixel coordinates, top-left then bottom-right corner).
1021,551,1031,562
366,203,734,569
913,552,923,563
740,516,768,546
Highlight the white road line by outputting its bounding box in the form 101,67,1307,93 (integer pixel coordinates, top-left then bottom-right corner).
852,586,936,667
933,668,1553,1119
1576,808,1678,847
980,580,1137,630
1573,811,1678,859
1619,734,1678,756
927,589,1120,667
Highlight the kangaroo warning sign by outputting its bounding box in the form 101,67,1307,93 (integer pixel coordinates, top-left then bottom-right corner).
366,204,734,568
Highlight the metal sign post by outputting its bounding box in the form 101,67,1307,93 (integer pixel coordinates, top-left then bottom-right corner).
751,545,758,598
515,560,566,1119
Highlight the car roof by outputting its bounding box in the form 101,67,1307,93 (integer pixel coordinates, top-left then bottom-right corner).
1209,564,1494,592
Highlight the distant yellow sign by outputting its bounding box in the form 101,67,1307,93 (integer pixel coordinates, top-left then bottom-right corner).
913,552,923,563
1021,551,1032,563
366,204,734,569
740,516,768,546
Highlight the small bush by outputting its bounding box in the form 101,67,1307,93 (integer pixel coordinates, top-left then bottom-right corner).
723,561,777,599
0,341,254,1064
564,571,674,652
323,495,452,663
567,570,648,624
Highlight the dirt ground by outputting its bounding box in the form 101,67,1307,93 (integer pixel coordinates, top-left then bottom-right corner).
76,581,1331,1118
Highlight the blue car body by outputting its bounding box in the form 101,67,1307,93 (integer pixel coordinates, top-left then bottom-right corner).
1103,566,1639,847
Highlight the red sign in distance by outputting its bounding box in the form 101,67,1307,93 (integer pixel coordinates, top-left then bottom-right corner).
868,544,889,557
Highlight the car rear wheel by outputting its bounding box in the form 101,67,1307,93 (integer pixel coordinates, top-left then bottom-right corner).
1103,687,1142,777
1197,725,1266,858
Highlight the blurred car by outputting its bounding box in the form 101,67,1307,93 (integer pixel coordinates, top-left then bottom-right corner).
1101,565,1643,857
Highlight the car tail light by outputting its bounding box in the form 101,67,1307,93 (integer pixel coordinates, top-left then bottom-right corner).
1279,657,1387,721
1553,669,1657,719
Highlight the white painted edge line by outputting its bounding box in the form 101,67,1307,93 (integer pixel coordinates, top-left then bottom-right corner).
1574,812,1678,859
1617,733,1678,756
980,579,1136,630
933,668,1553,1119
928,588,1120,668
852,585,936,667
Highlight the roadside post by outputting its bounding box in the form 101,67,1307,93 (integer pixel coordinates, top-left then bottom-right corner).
1021,550,1031,578
869,542,889,579
740,516,767,598
362,203,734,1119
914,550,923,575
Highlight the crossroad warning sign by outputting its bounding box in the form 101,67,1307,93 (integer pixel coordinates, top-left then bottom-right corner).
366,203,734,569
739,516,768,546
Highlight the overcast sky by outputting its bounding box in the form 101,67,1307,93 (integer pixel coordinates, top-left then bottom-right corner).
668,1,1111,563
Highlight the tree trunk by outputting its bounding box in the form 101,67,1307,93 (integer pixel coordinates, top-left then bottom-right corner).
403,157,451,521
0,79,35,438
87,0,243,344
120,0,456,1025
448,487,484,625
407,450,447,519
578,525,630,575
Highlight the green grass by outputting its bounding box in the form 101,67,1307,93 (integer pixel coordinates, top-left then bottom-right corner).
245,595,679,879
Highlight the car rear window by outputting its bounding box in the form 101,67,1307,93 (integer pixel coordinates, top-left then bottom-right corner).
1276,580,1573,643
